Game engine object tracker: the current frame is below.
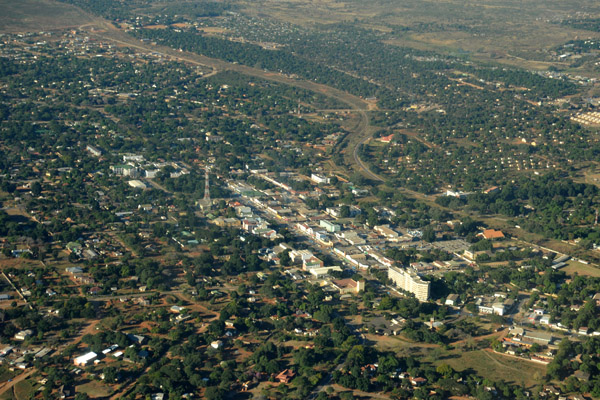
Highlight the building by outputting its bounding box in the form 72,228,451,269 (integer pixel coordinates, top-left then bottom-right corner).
387,266,430,302
211,340,224,349
73,352,97,367
110,164,138,177
309,266,343,278
311,174,330,184
593,292,600,307
86,145,102,157
128,180,147,189
523,330,553,345
320,220,341,233
374,225,399,239
14,329,33,341
481,229,505,240
341,231,365,245
445,294,459,306
331,279,365,295
290,249,314,264
127,334,146,345
276,369,296,384
302,256,324,270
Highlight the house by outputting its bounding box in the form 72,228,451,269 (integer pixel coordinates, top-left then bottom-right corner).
378,134,394,143
127,334,146,345
211,340,224,349
89,287,101,295
574,370,590,382
73,352,97,367
66,266,83,275
170,305,185,313
544,385,560,396
410,377,427,386
578,327,591,335
276,369,295,384
14,329,33,341
593,292,600,307
481,229,505,240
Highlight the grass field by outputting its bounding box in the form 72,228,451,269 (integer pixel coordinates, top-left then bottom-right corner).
563,259,600,277
0,379,35,400
76,381,114,398
240,0,600,75
444,349,546,388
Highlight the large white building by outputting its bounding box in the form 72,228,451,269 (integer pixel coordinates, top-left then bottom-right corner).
387,266,430,302
74,351,97,367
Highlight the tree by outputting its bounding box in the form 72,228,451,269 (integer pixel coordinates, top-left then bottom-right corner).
436,363,454,378
102,366,118,383
204,386,225,400
280,250,291,266
31,181,42,196
423,227,436,243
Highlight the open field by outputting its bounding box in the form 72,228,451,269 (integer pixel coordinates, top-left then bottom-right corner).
76,380,114,398
0,378,35,400
444,349,546,388
0,0,93,32
239,0,600,75
563,259,600,277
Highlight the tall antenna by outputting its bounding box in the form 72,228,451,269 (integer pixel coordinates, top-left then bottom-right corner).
595,209,598,226
204,168,210,203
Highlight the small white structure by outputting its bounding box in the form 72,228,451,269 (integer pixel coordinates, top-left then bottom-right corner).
128,180,147,189
210,340,223,349
14,329,33,341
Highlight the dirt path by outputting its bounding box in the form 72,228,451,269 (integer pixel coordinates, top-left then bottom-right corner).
0,369,35,398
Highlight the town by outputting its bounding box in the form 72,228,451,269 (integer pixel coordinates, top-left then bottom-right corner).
2,1,600,399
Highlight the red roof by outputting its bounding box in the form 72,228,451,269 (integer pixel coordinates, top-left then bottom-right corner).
378,134,394,143
482,229,505,239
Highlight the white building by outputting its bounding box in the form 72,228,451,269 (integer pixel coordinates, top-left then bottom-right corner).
14,329,33,341
387,266,430,302
74,352,97,367
309,266,343,278
320,220,341,233
311,174,330,184
128,180,147,189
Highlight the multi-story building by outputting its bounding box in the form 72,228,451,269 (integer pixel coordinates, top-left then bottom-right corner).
388,266,430,302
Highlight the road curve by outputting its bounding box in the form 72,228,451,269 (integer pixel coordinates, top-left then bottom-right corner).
83,22,384,182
